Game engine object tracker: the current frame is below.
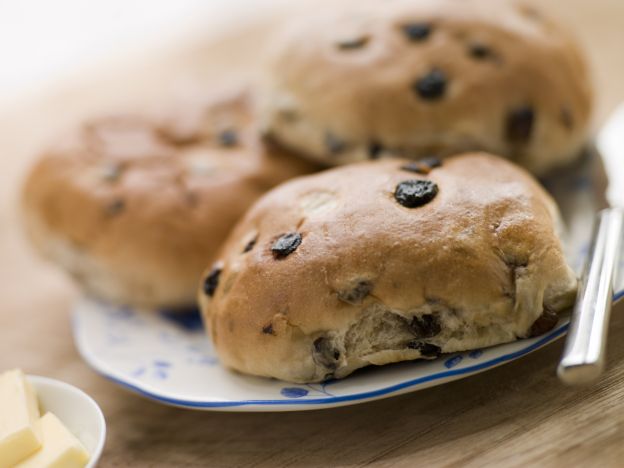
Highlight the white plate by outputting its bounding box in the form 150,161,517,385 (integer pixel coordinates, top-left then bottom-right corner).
73,152,624,411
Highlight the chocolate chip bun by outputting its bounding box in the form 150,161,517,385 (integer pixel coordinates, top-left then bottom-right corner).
21,91,318,309
199,153,577,383
259,0,592,175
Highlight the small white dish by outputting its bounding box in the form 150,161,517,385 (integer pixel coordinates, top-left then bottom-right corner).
28,375,106,468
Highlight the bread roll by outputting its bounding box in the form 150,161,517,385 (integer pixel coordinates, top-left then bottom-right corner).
21,91,319,309
199,153,577,382
259,0,592,175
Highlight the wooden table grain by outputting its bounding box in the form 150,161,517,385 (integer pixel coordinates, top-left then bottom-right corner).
2,1,624,466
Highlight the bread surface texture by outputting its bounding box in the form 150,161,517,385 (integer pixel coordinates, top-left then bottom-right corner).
259,0,592,175
200,153,577,383
22,91,318,309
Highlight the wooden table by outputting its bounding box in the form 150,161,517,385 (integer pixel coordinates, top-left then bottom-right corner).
2,1,624,466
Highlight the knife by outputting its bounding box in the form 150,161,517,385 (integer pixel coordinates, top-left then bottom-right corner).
558,104,624,384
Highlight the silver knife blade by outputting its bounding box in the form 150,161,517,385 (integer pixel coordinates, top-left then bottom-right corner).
558,104,624,384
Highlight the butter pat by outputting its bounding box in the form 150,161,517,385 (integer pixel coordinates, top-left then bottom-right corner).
16,413,89,468
0,369,42,468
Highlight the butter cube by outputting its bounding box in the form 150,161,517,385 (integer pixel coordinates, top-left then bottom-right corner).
0,369,42,468
15,413,89,468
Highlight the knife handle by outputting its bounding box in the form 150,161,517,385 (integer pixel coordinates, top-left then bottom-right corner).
558,208,624,385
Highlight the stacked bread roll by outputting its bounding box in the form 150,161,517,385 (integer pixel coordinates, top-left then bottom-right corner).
22,0,590,382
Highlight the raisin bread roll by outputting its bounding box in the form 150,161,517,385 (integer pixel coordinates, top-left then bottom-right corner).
199,153,577,383
259,0,592,175
21,91,319,309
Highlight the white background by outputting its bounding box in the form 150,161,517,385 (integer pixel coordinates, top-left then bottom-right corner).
0,0,287,103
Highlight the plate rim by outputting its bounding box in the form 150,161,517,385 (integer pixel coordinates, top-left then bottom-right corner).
72,290,624,411
74,321,566,409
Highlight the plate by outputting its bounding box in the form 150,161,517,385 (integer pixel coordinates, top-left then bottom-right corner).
73,152,624,411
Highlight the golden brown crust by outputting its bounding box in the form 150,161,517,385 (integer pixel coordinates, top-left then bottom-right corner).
199,153,577,383
21,91,319,309
259,0,592,175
